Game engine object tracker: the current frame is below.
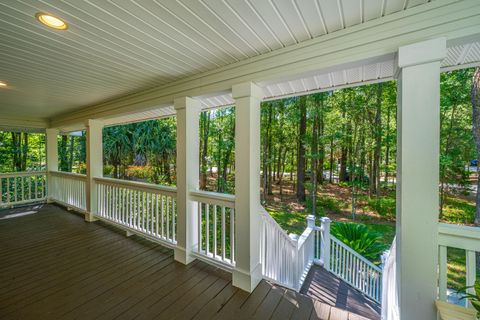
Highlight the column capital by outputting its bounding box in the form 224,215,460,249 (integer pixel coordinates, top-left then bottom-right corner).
84,118,103,128
173,96,201,111
397,37,446,69
232,82,264,100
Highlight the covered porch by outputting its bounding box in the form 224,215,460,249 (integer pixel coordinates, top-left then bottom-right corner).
1,1,480,319
0,204,371,320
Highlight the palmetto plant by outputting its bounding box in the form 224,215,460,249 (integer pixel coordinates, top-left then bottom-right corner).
458,280,480,319
331,222,388,264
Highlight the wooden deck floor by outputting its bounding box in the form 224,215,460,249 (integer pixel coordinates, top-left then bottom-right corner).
0,204,373,320
301,266,381,320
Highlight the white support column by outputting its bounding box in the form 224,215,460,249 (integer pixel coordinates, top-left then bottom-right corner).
85,119,103,222
232,82,263,292
174,97,201,265
45,128,58,202
395,38,446,320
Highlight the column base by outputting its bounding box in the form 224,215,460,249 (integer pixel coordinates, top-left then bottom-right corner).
232,262,262,293
174,247,196,265
84,212,98,222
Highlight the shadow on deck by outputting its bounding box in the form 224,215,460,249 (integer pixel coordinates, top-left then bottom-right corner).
1,204,374,319
301,265,381,320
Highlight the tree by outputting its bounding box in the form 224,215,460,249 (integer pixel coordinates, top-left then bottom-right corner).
472,67,480,226
296,96,307,202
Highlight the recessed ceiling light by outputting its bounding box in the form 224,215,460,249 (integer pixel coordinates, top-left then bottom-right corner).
0,81,7,88
35,13,68,30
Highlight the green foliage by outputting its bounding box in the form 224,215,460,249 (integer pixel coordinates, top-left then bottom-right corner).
0,131,46,173
103,165,114,176
442,197,475,224
199,107,236,194
331,222,388,264
58,132,86,173
457,280,480,318
364,223,395,246
267,207,307,235
367,197,396,218
306,195,344,215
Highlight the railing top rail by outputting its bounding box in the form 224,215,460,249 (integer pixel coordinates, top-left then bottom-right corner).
297,226,315,248
331,235,382,273
438,223,480,240
94,176,177,196
438,223,480,251
49,170,87,180
259,207,297,247
189,189,235,208
0,171,46,178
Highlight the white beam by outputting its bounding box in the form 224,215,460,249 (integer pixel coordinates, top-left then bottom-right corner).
49,0,480,128
396,37,446,320
0,116,49,130
174,97,201,265
232,82,263,292
85,119,103,222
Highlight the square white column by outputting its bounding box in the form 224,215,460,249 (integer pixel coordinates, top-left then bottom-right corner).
85,119,103,222
174,97,201,264
396,38,446,320
232,82,263,292
45,128,58,201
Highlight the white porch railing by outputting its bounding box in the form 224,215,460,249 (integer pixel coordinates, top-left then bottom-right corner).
438,223,480,306
0,171,46,207
260,207,316,291
381,238,399,320
49,171,87,211
190,190,236,268
94,177,177,246
328,234,383,302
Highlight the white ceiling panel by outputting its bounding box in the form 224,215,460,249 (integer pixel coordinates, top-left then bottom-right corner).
0,0,475,125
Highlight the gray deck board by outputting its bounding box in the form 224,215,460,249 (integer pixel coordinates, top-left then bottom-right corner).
0,204,376,320
301,265,380,320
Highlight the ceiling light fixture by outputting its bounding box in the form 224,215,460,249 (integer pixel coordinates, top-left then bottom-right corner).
35,13,68,30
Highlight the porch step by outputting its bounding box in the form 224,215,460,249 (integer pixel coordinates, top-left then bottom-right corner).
300,265,381,320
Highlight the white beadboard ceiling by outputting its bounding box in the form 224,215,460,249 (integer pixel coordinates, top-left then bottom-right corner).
0,0,440,122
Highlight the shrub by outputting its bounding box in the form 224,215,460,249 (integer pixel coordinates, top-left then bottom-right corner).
126,165,152,180
331,222,388,264
306,196,344,215
368,197,396,218
442,197,475,224
103,165,114,176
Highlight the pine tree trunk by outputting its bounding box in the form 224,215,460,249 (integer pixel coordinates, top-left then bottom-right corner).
471,67,480,226
267,103,273,195
68,136,74,172
311,103,319,215
200,112,210,189
60,135,68,171
385,102,391,185
374,83,382,197
339,105,348,182
329,136,334,183
296,96,307,202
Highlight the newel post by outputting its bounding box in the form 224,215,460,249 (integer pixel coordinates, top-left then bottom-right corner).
306,215,316,229
174,96,201,265
320,217,331,271
85,119,103,222
45,128,58,202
